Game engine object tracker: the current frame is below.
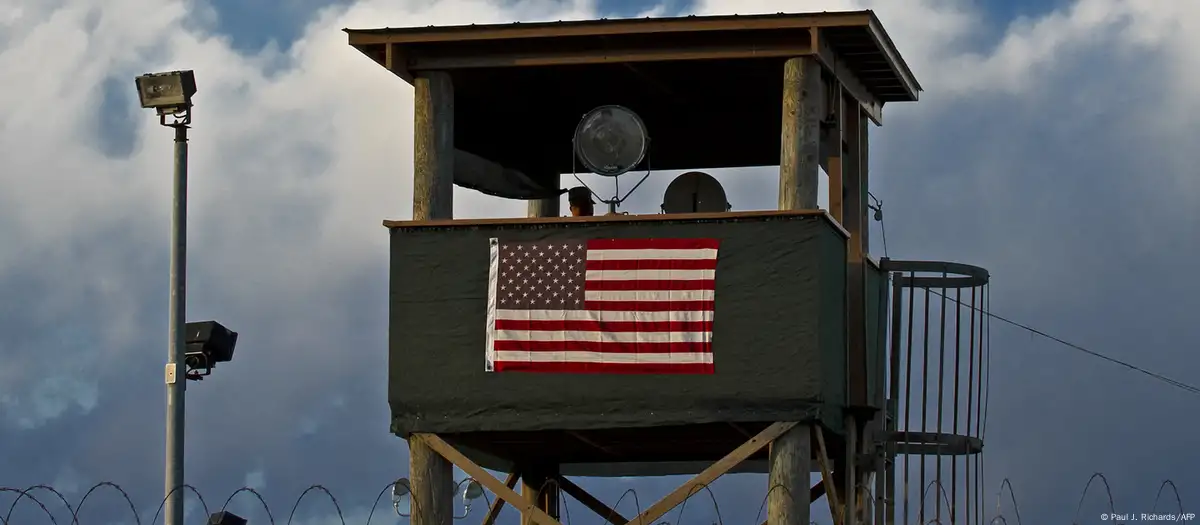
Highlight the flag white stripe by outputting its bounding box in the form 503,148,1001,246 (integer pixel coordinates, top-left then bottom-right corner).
583,290,714,301
495,330,711,343
495,309,714,322
586,248,717,260
492,351,713,364
585,269,715,280
485,239,500,371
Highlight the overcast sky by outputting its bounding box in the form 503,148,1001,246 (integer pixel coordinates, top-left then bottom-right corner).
1,0,1198,523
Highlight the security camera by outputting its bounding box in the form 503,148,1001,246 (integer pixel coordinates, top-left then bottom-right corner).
184,320,238,380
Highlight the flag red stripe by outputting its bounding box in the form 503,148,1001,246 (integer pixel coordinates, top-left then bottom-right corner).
587,238,720,250
584,279,716,291
584,300,714,312
493,340,710,353
492,360,714,374
494,319,713,332
585,259,717,271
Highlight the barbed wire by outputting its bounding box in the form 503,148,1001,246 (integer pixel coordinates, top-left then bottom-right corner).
0,474,1188,525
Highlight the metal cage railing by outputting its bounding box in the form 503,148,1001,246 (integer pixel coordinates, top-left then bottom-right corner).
879,259,991,525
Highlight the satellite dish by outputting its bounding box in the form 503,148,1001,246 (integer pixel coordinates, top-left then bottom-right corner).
573,105,648,177
662,171,730,213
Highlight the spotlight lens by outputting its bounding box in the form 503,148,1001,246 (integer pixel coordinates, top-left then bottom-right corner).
573,105,648,177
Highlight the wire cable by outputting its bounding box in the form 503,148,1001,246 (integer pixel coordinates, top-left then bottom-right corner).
926,287,1200,396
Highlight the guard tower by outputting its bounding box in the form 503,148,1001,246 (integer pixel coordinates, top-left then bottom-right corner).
347,10,991,525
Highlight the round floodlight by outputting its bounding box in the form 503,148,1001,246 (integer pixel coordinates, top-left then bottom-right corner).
573,105,648,177
462,480,484,501
392,478,411,500
662,171,730,213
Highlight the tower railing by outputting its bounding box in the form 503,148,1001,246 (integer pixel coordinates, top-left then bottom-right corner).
879,259,990,525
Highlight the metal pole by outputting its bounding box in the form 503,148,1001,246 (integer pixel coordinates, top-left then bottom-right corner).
164,123,188,525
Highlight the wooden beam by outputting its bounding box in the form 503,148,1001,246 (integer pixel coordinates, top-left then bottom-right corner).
409,436,454,525
844,417,859,525
481,472,521,525
813,29,884,125
383,43,413,83
555,476,630,525
859,109,871,253
826,75,845,223
767,425,812,525
343,12,878,45
412,71,454,220
779,56,822,211
384,209,845,230
814,427,842,525
627,422,798,525
406,41,814,70
414,434,565,525
521,467,559,525
844,93,869,408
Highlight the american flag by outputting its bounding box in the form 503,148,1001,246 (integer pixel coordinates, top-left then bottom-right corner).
485,238,720,374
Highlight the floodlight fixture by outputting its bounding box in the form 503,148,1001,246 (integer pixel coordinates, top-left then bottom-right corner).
455,478,485,518
392,478,412,517
661,171,730,214
462,479,484,501
207,511,247,525
868,192,884,222
573,105,648,177
184,320,239,380
135,70,196,126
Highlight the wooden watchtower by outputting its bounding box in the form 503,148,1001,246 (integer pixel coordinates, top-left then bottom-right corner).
347,10,929,525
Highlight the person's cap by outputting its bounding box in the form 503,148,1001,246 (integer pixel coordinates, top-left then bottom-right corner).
568,186,594,205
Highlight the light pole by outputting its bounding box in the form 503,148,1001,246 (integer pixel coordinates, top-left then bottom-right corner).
134,70,195,525
135,71,242,525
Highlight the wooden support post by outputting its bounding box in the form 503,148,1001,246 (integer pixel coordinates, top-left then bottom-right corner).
409,435,454,525
859,114,870,252
481,472,521,525
844,91,868,408
521,467,559,525
779,56,822,211
413,71,454,220
827,77,845,222
768,424,812,525
844,417,859,525
757,481,833,525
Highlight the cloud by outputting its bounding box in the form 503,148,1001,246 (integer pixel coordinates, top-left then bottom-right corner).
2,0,1199,523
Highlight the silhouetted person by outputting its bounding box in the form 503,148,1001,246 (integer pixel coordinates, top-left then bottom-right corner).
568,186,594,217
